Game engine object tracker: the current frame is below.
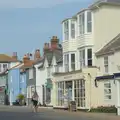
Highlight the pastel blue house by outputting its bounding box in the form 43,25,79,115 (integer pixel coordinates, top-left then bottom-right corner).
20,71,27,98
8,63,27,105
8,68,20,105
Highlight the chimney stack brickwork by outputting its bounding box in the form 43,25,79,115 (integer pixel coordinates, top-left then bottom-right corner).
51,36,59,50
12,52,18,61
34,49,41,60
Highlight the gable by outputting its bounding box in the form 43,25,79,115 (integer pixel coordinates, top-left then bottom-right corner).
43,57,49,68
51,55,57,66
96,33,120,56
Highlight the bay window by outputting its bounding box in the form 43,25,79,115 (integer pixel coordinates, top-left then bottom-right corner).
71,21,75,39
79,13,85,34
87,11,92,32
64,21,69,40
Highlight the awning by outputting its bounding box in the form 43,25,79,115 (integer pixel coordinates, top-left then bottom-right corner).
95,73,120,81
95,75,114,81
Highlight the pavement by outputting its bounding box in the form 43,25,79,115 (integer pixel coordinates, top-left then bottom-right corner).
0,105,120,120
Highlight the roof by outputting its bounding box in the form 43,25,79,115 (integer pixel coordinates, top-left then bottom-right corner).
96,33,120,56
45,49,62,65
0,54,19,62
89,0,120,9
38,49,62,69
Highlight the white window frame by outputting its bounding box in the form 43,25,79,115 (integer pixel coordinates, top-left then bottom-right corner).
87,11,92,33
29,68,33,79
79,49,85,69
79,13,85,34
104,56,109,74
71,21,75,39
64,21,69,40
104,81,112,100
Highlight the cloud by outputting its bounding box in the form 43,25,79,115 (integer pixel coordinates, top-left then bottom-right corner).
0,0,91,8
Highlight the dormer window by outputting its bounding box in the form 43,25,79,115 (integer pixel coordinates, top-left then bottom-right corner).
64,21,69,40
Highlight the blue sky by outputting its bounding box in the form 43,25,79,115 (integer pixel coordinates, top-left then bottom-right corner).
0,0,92,59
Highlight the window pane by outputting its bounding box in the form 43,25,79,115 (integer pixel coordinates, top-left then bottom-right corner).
87,23,92,32
88,60,92,66
79,13,85,34
87,12,91,21
71,54,75,62
104,83,111,88
64,21,69,40
71,22,75,39
104,89,111,94
87,49,92,59
105,95,111,100
104,56,108,65
87,12,92,32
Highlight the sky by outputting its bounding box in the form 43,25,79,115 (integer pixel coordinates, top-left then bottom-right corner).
0,0,93,59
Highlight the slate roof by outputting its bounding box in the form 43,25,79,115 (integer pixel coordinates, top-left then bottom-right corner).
96,33,120,56
37,49,62,69
89,0,120,9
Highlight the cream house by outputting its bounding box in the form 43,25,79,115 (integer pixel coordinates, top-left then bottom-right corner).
53,0,120,110
95,34,120,115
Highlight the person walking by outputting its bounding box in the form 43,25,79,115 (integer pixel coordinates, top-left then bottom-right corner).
31,91,39,112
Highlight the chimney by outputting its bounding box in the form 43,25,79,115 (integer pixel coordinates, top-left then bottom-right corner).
12,52,17,61
51,36,59,50
43,43,50,53
34,49,41,60
23,54,30,64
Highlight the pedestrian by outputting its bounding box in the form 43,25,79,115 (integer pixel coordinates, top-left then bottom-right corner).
31,91,39,112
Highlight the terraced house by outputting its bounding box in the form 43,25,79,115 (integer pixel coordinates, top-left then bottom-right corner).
52,0,120,111
34,36,62,106
0,52,20,105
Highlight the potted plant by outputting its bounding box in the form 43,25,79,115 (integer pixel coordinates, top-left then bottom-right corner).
17,94,25,106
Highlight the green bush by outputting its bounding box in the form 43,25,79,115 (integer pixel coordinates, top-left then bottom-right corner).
17,94,25,101
90,105,117,113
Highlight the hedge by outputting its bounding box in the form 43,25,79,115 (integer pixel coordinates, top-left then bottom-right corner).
90,105,117,113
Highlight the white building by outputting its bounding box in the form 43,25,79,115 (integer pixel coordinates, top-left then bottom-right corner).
34,36,62,106
53,0,120,111
95,34,120,115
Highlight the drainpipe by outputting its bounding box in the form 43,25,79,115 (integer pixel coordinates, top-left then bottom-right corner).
88,73,92,112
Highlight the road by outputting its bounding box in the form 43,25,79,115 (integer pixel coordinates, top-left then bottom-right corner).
0,106,119,120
